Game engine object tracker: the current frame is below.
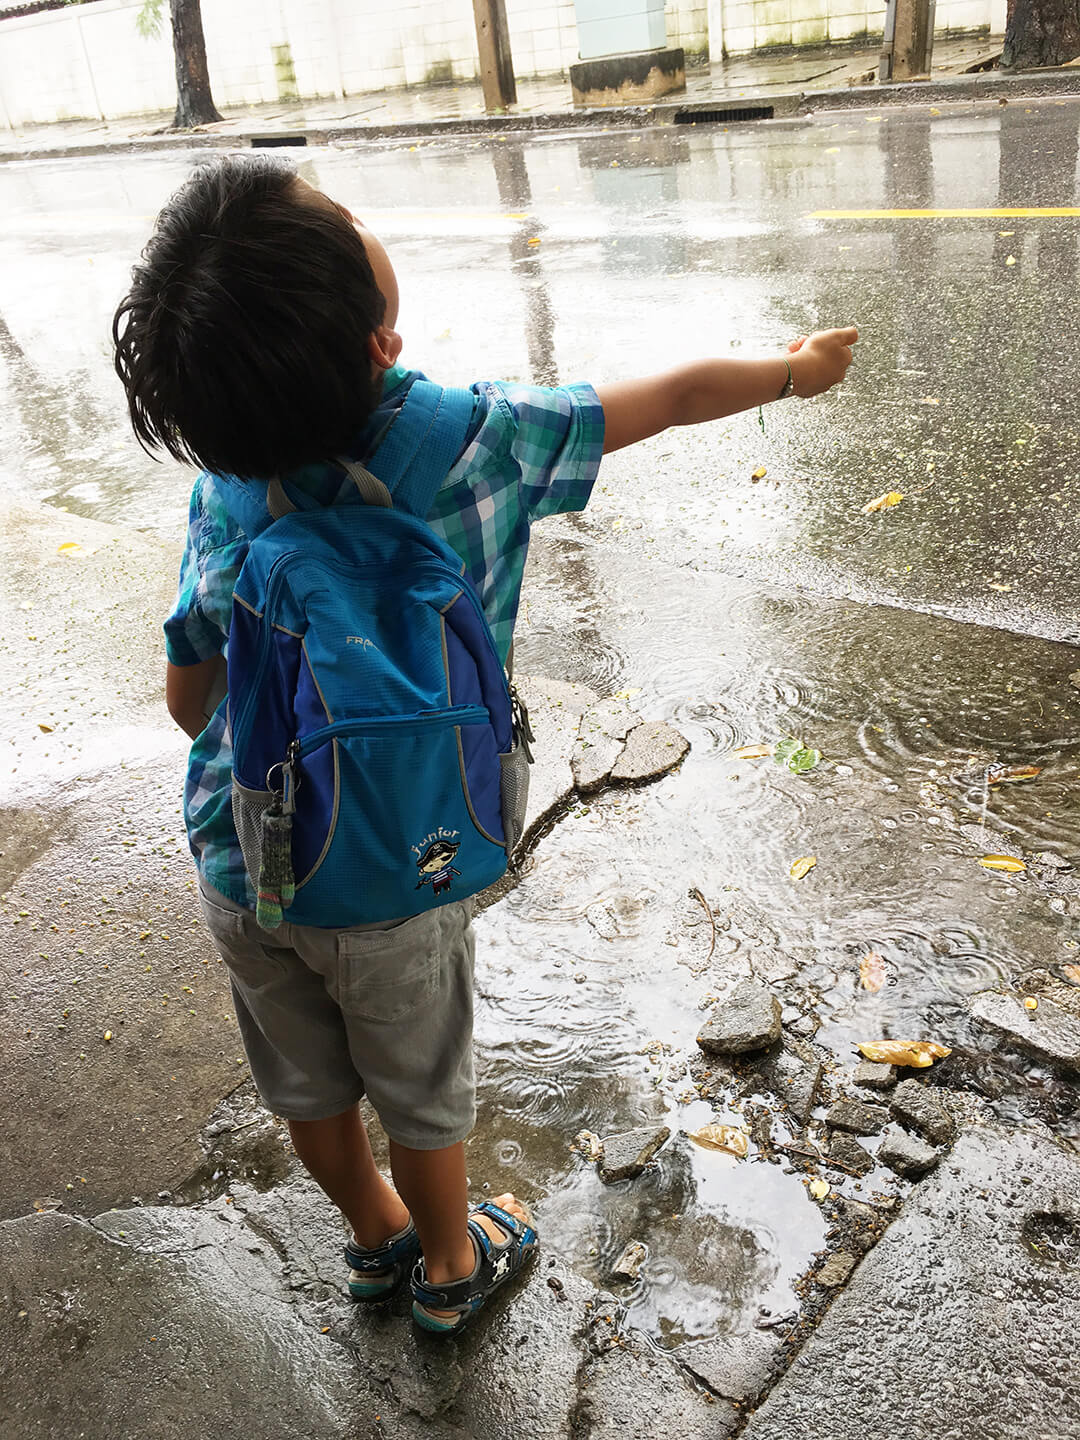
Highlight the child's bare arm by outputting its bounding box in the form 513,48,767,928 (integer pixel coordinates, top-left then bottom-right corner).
595,326,858,455
166,657,226,740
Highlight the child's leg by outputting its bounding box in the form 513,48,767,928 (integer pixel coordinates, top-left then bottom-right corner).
289,1104,409,1247
389,1138,529,1293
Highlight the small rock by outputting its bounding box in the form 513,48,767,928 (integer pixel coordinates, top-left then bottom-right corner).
598,1125,671,1183
610,1240,648,1282
825,1097,889,1137
826,1131,874,1176
815,1251,857,1288
1069,669,1080,690
853,1060,898,1091
697,980,782,1056
786,1012,820,1038
1031,850,1072,871
878,1129,940,1179
968,988,1080,1075
890,1079,955,1146
610,720,690,785
740,1037,823,1127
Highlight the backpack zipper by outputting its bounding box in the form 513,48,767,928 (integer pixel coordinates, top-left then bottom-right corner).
280,705,489,802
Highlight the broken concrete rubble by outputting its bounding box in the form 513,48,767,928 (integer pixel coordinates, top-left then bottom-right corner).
824,1097,888,1137
853,1060,898,1090
877,1129,940,1179
967,986,1080,1074
825,1132,873,1177
697,980,783,1056
889,1079,955,1146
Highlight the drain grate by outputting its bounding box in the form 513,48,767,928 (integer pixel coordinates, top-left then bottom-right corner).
250,135,308,148
673,105,774,125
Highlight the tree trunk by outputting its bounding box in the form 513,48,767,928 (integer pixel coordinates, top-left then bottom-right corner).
170,0,222,128
1001,0,1080,68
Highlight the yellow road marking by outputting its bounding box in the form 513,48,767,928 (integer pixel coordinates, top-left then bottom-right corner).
809,207,1080,218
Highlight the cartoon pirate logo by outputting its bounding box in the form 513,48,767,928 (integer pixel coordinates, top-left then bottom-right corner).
414,838,461,896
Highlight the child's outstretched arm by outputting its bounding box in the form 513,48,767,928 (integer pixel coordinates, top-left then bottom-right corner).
595,326,858,454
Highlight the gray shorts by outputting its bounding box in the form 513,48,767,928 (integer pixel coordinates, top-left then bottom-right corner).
197,878,476,1148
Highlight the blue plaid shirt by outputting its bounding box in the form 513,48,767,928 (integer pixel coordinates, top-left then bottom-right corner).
164,367,605,907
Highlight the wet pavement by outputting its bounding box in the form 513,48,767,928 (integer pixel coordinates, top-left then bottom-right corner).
3,99,1080,1435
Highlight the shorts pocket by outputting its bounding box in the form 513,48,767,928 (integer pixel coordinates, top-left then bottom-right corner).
199,888,286,987
335,909,442,1023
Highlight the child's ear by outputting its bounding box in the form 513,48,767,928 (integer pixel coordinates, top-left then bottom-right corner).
368,324,402,371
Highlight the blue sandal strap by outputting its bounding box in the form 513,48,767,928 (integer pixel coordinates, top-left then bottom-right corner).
344,1219,418,1273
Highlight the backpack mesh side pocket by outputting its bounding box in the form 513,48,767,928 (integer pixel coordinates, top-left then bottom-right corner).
232,778,278,888
499,740,531,856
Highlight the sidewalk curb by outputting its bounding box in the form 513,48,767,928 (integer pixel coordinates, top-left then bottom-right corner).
2,63,1079,163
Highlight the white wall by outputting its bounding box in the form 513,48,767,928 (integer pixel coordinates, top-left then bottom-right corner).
0,0,994,129
708,0,1002,54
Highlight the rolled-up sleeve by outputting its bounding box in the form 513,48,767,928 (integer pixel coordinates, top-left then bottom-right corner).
163,475,245,666
492,381,605,521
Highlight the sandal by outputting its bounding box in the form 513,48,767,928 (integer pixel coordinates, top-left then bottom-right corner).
344,1218,420,1303
410,1200,539,1335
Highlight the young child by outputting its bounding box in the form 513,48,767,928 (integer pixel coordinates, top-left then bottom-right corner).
113,153,856,1335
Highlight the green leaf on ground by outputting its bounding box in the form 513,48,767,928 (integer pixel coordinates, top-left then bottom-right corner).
774,738,822,773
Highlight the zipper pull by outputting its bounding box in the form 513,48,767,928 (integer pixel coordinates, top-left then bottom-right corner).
510,684,535,763
281,740,300,816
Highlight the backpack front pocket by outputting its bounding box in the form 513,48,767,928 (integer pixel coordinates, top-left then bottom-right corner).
285,708,508,927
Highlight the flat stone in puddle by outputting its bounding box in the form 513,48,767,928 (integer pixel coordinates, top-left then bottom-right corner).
572,697,636,794
697,979,782,1056
890,1079,955,1146
610,720,690,785
825,1096,889,1136
598,1125,671,1183
878,1129,940,1179
853,1060,898,1090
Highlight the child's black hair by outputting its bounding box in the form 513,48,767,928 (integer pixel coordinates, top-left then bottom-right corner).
112,153,386,481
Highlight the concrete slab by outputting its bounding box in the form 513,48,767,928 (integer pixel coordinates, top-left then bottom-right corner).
741,1125,1080,1440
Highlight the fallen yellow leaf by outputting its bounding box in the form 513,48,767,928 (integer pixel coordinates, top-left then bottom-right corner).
37,723,54,734
987,764,1040,784
1005,255,1017,266
733,743,774,760
103,1030,112,1041
57,541,83,556
856,1040,951,1068
687,1123,749,1158
808,1178,830,1200
1023,996,1038,1011
751,466,767,480
979,854,1027,873
859,951,887,993
790,856,817,880
862,491,904,514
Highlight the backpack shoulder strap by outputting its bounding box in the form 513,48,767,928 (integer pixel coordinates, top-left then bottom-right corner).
366,380,476,519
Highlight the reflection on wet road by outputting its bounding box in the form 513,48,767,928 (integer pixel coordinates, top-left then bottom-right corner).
3,101,1080,1354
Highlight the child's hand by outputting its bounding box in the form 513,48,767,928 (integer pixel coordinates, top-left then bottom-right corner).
786,327,858,398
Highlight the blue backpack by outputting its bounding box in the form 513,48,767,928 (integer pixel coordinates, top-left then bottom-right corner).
216,379,533,930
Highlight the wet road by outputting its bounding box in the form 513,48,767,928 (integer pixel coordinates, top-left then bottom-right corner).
3,101,1080,1378
3,98,1080,637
